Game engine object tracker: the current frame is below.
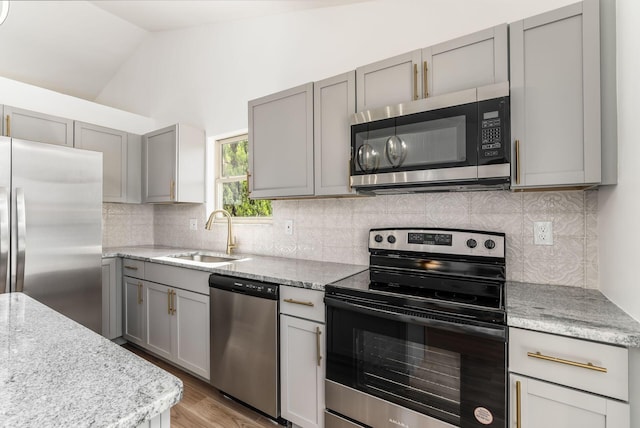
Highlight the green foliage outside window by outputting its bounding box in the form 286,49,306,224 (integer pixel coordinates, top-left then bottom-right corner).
221,139,272,217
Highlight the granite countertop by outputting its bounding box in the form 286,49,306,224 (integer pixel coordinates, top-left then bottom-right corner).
507,281,640,348
0,293,183,427
104,246,368,291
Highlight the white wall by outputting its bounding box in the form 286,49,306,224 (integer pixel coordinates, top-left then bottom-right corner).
96,0,577,136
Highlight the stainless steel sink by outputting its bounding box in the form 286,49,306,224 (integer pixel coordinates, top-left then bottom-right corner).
167,252,237,263
169,252,236,263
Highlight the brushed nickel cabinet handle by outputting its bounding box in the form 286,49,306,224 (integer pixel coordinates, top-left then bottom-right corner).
316,326,322,367
171,290,176,315
347,159,352,192
413,63,419,100
284,298,314,307
169,179,175,200
423,61,428,98
515,139,521,185
246,169,252,195
5,115,10,137
516,380,522,428
527,351,607,373
167,289,172,315
124,265,138,270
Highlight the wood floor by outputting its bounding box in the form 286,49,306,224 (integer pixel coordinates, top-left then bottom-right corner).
122,344,278,428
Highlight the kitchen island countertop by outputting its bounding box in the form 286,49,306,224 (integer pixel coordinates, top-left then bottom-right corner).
0,292,182,427
104,246,367,291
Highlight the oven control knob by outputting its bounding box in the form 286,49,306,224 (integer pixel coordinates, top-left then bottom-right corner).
374,234,383,243
484,239,496,250
466,239,477,248
387,235,396,244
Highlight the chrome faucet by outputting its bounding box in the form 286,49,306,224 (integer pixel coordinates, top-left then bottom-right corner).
205,209,236,255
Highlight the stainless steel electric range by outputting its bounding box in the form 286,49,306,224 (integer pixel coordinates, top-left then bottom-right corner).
325,228,507,428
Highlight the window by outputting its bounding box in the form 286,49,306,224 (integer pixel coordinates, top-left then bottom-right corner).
215,134,271,218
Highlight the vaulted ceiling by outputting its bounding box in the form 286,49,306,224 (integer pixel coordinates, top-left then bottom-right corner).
0,0,367,101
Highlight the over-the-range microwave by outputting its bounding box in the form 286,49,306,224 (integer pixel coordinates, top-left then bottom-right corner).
350,82,510,194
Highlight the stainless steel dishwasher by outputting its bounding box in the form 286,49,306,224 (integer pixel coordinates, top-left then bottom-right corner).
209,273,281,421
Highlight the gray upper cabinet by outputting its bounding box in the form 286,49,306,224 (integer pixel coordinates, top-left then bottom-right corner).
249,83,314,199
510,0,602,189
74,121,141,203
142,123,205,203
423,24,508,97
4,105,73,147
356,24,508,112
314,71,356,196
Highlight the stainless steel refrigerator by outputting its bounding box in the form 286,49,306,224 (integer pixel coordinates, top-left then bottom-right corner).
0,136,103,333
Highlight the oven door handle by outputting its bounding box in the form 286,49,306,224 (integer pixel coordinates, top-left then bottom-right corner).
325,296,506,341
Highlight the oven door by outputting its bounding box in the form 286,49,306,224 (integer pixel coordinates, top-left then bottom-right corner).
325,296,506,428
350,101,478,188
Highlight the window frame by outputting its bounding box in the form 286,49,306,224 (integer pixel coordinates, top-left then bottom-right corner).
212,133,272,224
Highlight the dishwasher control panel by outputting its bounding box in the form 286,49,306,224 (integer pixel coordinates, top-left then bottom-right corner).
209,274,279,300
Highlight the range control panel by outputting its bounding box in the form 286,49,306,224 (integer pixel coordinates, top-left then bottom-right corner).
370,228,505,258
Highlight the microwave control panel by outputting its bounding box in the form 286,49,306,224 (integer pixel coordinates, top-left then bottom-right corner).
478,97,509,164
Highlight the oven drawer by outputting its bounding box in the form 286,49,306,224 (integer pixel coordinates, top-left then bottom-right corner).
509,327,628,401
325,410,363,428
280,285,324,322
122,258,145,279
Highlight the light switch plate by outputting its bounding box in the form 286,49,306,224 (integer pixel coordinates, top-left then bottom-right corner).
189,218,198,231
285,219,293,235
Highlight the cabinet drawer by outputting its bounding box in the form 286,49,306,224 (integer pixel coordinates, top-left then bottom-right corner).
509,327,628,401
144,262,210,295
280,286,325,322
122,259,145,279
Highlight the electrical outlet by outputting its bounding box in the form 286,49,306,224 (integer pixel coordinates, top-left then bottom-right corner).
534,221,553,245
285,219,293,236
189,218,198,231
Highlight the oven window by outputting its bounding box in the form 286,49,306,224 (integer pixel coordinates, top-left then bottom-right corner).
359,330,462,424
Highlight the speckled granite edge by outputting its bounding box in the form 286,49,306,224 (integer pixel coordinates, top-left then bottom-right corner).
0,293,183,427
104,246,367,291
507,281,640,348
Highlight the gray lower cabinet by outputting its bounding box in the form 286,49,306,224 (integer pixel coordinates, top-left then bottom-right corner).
249,83,314,198
314,71,356,196
142,123,205,203
356,24,508,112
510,0,607,189
101,258,122,340
123,261,210,380
280,286,325,428
509,327,629,428
3,105,73,146
74,121,141,203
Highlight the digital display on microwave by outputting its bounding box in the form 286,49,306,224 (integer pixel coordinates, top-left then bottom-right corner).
483,111,499,119
408,233,452,246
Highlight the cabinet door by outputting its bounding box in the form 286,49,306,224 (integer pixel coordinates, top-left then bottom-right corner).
74,121,128,203
4,106,73,147
356,50,422,112
510,374,629,428
143,125,177,203
123,276,146,345
249,83,314,198
314,71,356,196
280,315,325,428
145,281,173,360
173,288,210,380
510,0,601,188
423,24,508,97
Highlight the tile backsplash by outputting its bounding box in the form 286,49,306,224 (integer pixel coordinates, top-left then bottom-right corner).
103,190,598,288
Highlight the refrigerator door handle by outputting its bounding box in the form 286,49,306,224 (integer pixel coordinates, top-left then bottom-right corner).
15,188,26,293
0,187,8,293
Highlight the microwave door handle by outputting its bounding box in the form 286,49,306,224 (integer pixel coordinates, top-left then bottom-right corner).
325,296,506,341
0,187,8,293
15,188,26,292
